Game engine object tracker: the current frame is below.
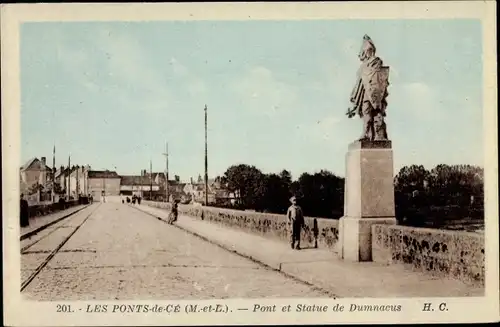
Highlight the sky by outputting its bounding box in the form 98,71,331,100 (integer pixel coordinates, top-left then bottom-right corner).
20,19,483,181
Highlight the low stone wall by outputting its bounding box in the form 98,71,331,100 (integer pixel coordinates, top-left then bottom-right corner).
372,224,485,286
143,201,340,249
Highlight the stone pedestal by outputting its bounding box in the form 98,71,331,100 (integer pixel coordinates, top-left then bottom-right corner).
337,140,397,262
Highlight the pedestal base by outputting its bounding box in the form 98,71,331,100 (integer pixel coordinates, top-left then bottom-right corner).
338,216,396,262
337,139,397,262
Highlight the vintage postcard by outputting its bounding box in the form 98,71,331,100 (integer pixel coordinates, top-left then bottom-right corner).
2,1,499,326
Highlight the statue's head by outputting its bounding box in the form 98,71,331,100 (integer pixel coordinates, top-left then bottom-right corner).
358,34,376,61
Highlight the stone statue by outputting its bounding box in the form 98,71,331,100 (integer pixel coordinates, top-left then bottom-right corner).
347,35,390,141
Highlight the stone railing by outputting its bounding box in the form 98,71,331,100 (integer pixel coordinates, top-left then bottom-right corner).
372,224,485,286
143,201,340,249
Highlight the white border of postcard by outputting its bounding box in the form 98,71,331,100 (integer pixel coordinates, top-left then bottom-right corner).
2,2,499,325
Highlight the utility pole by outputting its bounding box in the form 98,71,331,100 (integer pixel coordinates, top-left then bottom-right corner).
67,155,71,200
52,144,55,203
76,165,79,198
204,104,208,206
84,166,87,195
150,159,153,200
162,142,169,202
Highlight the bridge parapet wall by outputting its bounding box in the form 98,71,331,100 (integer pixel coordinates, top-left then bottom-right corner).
372,224,485,286
143,201,339,249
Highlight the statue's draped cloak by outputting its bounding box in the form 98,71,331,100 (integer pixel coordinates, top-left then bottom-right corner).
350,56,389,117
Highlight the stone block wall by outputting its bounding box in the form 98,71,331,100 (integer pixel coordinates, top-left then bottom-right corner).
372,224,485,286
143,201,340,249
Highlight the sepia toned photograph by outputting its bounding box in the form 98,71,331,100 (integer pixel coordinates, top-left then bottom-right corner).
2,2,499,326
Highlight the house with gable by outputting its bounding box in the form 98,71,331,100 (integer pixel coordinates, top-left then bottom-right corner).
20,157,52,196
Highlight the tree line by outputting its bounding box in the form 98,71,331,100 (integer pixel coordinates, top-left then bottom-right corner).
215,163,484,226
394,164,484,228
217,164,344,218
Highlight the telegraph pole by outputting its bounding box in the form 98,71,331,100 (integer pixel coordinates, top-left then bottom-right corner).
76,165,79,198
150,159,153,200
67,155,71,200
52,144,55,203
204,104,208,206
162,142,169,202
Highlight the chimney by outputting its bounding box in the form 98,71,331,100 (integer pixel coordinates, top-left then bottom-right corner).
41,157,46,166
175,175,180,182
190,177,193,184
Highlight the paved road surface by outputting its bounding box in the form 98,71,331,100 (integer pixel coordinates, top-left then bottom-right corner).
21,202,325,300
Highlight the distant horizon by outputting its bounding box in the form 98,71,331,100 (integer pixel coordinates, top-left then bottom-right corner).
22,153,484,183
21,19,483,180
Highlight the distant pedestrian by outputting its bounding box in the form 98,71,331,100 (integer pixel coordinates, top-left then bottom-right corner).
287,196,304,250
168,200,179,224
20,193,29,228
137,196,141,205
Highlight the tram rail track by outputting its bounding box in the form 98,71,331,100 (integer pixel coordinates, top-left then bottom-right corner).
20,203,101,292
21,204,92,253
20,204,90,241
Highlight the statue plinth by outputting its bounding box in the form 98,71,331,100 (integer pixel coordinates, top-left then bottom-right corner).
348,139,392,150
337,139,397,262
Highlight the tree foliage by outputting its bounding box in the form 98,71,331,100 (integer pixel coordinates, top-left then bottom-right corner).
223,164,266,209
260,170,293,214
222,165,344,218
53,182,63,195
290,171,344,218
28,183,44,195
394,164,484,227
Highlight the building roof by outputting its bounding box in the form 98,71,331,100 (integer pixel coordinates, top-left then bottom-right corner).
169,183,187,194
20,158,38,170
21,157,51,171
121,175,159,186
55,166,68,177
88,170,120,179
168,184,189,198
194,184,205,192
190,183,216,194
152,172,165,180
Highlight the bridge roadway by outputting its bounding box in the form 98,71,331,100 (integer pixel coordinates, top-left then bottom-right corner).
21,202,326,300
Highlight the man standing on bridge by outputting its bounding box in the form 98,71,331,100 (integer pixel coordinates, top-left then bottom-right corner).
287,196,304,250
